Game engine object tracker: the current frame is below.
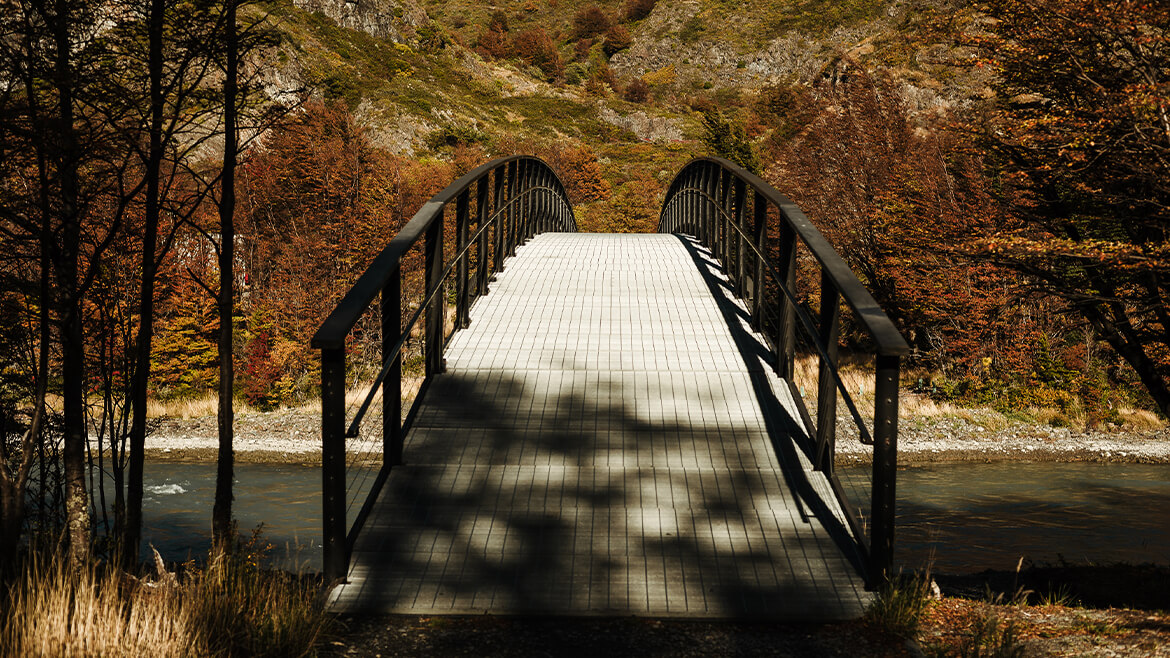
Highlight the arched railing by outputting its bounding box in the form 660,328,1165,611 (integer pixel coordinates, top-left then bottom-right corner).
659,156,909,584
312,156,576,581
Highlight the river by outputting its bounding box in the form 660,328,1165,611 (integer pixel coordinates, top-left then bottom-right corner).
131,461,1170,574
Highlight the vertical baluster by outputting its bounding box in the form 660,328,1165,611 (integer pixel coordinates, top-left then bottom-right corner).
685,169,694,238
476,177,490,296
775,219,797,378
507,160,518,257
455,190,470,329
752,192,766,330
716,172,725,271
702,165,713,246
321,345,347,582
382,267,402,466
425,208,445,376
814,272,840,473
539,166,549,233
493,165,506,273
871,353,900,585
733,178,747,297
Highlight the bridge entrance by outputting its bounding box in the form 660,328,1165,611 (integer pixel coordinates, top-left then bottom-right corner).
313,156,907,621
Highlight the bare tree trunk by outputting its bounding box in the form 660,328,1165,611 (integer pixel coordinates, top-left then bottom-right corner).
49,0,90,569
212,0,238,556
124,0,166,569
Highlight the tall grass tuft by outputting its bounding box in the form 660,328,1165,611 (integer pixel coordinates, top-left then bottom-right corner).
1,533,332,657
0,553,200,657
866,569,935,638
189,530,332,657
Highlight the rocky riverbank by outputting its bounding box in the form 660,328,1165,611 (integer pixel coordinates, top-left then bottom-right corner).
142,406,1170,465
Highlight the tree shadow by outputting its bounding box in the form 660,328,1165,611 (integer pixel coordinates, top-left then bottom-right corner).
331,235,871,620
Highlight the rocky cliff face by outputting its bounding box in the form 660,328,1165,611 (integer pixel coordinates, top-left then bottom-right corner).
291,0,427,42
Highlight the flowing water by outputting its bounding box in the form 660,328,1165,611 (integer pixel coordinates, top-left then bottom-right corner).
129,461,1170,574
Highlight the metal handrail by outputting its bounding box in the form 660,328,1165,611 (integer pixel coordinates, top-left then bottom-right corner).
314,155,576,582
659,156,907,585
342,185,568,438
676,182,876,445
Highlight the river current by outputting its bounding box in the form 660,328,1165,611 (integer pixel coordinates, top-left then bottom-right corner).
130,461,1170,573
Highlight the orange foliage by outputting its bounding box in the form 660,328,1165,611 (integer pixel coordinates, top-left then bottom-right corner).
511,28,563,80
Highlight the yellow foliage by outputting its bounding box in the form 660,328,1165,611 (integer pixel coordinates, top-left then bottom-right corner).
642,64,676,86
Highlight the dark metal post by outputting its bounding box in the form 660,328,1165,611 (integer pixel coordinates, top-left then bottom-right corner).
815,272,841,473
716,172,725,271
775,220,797,379
321,346,347,582
476,177,490,296
733,178,747,297
381,268,402,466
506,161,518,257
455,190,471,328
704,165,716,248
493,166,506,273
425,208,445,376
683,168,692,235
871,353,900,584
751,192,766,330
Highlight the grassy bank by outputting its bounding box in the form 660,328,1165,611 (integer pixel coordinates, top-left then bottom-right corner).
0,538,332,657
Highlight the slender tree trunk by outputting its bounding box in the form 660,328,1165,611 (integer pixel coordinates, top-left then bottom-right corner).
212,0,238,556
50,0,90,569
124,0,166,569
1083,303,1170,418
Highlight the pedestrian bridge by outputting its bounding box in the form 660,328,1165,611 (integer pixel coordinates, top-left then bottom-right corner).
311,156,908,620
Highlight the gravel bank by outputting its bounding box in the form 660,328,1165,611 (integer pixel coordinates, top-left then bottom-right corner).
144,407,1170,465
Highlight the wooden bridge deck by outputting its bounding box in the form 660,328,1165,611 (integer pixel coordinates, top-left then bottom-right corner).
328,233,872,620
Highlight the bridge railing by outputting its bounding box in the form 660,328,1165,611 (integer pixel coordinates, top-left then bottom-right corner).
659,156,910,583
311,155,576,582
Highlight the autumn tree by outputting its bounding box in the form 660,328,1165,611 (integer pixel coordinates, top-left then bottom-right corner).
624,77,649,103
762,63,1046,386
602,25,632,56
511,28,563,81
975,0,1170,415
623,0,656,22
572,6,611,40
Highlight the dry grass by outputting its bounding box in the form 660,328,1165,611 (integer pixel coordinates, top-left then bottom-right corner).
791,356,1165,433
1,540,332,658
1,554,199,657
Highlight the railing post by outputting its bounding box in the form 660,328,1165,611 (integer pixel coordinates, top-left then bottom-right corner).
719,170,732,270
683,168,692,235
493,166,506,273
702,162,711,247
751,192,766,330
733,178,747,297
871,353,900,584
321,346,347,582
775,220,797,379
815,272,841,473
476,177,490,296
425,207,445,376
455,190,471,329
506,161,518,257
381,268,402,466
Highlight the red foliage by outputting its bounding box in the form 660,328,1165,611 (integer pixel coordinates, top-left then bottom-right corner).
475,25,511,60
763,64,1042,378
572,5,612,40
624,78,649,103
511,28,563,80
623,0,656,21
232,102,454,404
602,25,632,56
